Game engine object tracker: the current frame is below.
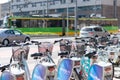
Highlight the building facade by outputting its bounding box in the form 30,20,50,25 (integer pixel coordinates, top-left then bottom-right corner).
0,2,10,18
0,4,1,18
0,0,119,28
9,0,120,18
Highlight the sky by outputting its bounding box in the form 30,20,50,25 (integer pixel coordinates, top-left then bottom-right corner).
0,0,9,4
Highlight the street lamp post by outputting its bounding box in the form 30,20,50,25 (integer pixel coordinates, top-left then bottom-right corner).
113,0,117,18
94,0,97,15
46,0,48,16
66,4,69,36
9,0,11,15
74,0,78,37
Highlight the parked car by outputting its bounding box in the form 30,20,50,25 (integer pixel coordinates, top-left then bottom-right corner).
0,29,30,46
79,25,110,38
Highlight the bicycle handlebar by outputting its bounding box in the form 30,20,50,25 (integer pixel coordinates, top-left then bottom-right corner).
0,64,10,72
12,41,30,46
85,51,97,59
31,41,41,45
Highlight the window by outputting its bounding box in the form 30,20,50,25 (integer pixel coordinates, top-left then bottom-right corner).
60,0,66,4
13,30,21,35
5,30,14,35
57,8,65,13
69,7,74,12
16,5,21,9
83,0,90,1
94,27,102,31
49,1,55,5
24,4,28,8
71,0,76,3
16,0,20,2
71,0,74,3
32,3,36,7
11,5,14,9
39,2,42,6
42,2,46,6
82,28,93,31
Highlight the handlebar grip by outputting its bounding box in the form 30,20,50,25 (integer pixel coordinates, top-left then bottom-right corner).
54,39,63,44
31,41,38,43
31,53,43,57
0,64,9,72
54,41,59,44
31,41,41,45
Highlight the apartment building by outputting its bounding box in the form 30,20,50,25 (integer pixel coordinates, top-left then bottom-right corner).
0,4,1,18
0,2,10,18
9,0,120,18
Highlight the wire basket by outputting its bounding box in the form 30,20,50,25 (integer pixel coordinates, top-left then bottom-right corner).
12,45,30,61
75,42,86,54
38,42,53,55
59,39,72,54
112,37,119,45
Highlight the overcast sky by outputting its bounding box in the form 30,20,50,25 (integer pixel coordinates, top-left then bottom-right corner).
0,0,9,4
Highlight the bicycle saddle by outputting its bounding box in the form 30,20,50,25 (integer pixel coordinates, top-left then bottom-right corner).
31,53,43,57
58,51,69,56
85,51,96,59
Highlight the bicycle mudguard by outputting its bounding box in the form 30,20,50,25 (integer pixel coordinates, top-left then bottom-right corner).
32,64,46,80
81,57,91,74
57,58,73,80
88,62,113,80
88,64,103,80
0,71,15,80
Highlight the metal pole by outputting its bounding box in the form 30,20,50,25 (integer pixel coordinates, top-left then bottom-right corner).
9,0,11,14
94,0,96,15
74,0,77,37
113,0,117,18
46,0,48,16
66,4,69,36
43,6,45,28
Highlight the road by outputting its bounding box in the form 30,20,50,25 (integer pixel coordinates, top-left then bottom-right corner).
0,36,120,80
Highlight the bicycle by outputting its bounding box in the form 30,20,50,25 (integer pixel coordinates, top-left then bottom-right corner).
31,41,56,80
54,39,82,80
0,41,30,80
76,37,113,80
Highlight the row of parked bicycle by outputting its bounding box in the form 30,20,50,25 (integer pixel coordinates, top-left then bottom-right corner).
0,34,120,80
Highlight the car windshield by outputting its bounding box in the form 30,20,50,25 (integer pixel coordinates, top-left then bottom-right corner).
82,28,93,31
94,27,103,31
0,29,7,33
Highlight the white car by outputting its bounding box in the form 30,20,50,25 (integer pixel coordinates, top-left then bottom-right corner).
79,25,110,38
